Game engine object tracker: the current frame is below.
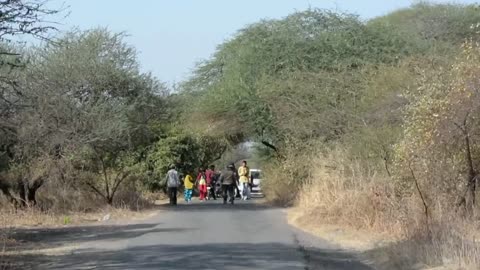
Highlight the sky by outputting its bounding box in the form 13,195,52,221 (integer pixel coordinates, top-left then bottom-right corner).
46,0,478,85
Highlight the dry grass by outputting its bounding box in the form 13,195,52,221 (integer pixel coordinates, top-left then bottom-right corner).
0,182,162,229
1,214,7,270
0,206,156,229
273,146,480,270
296,148,416,235
262,146,313,206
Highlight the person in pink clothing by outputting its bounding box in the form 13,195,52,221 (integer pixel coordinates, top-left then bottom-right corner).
196,168,207,201
205,165,217,200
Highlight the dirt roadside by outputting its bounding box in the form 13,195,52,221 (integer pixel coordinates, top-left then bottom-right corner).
287,208,458,270
1,204,163,258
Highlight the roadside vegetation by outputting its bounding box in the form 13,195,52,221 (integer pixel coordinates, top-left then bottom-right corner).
184,3,480,269
1,1,480,269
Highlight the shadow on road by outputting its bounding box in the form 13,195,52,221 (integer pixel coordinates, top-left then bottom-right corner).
156,199,279,213
5,200,269,252
4,223,190,252
1,200,376,270
5,242,374,270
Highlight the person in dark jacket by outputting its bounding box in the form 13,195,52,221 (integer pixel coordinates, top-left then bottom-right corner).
165,164,180,205
230,163,241,198
218,164,239,204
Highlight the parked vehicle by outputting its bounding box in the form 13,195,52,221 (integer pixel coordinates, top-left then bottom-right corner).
250,169,262,193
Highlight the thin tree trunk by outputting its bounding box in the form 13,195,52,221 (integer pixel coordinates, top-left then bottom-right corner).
86,182,108,202
17,179,26,207
27,177,44,206
100,157,110,200
0,180,19,208
261,140,281,157
408,162,430,233
384,157,391,177
108,171,130,205
454,117,477,212
464,131,476,207
106,196,113,205
382,146,392,177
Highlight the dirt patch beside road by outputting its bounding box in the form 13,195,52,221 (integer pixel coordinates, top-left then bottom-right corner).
288,208,463,270
1,207,159,258
288,209,390,252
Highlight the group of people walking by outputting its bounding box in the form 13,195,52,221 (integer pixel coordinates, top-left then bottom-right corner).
165,161,252,205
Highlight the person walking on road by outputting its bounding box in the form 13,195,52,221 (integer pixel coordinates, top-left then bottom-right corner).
214,170,222,198
196,168,208,201
238,160,251,200
183,171,194,203
166,164,180,205
230,163,241,198
205,165,216,200
219,163,238,205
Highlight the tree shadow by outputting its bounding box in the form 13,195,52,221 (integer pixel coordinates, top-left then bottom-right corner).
4,242,374,270
1,200,377,269
5,223,192,251
156,199,280,213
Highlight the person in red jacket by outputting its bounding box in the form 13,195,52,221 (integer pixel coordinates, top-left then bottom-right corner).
205,165,217,200
196,168,207,201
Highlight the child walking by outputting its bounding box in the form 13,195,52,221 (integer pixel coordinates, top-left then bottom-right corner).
184,172,194,203
196,168,207,201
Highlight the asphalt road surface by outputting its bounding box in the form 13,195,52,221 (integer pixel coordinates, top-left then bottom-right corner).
11,199,374,270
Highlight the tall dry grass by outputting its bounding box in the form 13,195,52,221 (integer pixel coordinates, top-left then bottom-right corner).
262,145,313,206
269,145,480,269
1,219,4,266
297,147,408,234
0,173,158,230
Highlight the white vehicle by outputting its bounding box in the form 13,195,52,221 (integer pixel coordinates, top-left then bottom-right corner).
250,169,262,193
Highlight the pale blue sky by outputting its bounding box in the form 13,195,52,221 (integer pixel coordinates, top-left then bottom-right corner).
48,0,478,85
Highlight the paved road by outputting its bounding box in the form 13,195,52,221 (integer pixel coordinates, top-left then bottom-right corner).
10,199,374,270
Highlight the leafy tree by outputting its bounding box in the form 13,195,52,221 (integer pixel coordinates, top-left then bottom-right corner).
0,1,64,206
395,32,480,213
184,9,421,154
146,131,229,190
371,3,480,46
1,29,167,206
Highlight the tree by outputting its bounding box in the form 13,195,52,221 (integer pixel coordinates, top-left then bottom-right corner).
0,0,63,165
395,32,480,214
0,1,61,44
184,9,420,154
0,0,63,206
0,29,167,206
146,131,229,190
371,3,480,46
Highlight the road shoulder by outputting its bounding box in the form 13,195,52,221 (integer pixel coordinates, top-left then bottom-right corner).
2,208,160,257
287,208,453,270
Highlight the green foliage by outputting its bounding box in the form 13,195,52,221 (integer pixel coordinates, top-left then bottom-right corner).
2,2,479,212
372,3,480,45
181,4,480,208
149,132,200,178
400,36,480,151
145,131,229,189
63,216,72,225
392,30,480,210
184,8,427,153
0,28,174,206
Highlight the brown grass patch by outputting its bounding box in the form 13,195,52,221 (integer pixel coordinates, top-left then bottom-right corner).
1,206,157,229
276,146,480,270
